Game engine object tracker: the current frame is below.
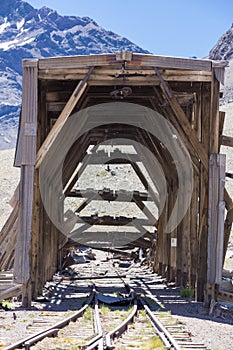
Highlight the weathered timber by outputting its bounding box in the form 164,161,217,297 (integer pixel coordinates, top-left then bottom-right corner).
67,188,153,202
207,154,226,302
0,284,23,301
221,135,233,147
75,215,151,226
38,53,212,71
13,61,38,307
36,66,94,168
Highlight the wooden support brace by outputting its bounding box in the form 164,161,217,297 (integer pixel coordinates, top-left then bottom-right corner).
223,208,233,266
36,66,94,168
221,135,233,147
131,162,160,208
154,68,233,216
0,284,22,301
133,197,158,227
154,67,209,169
226,172,233,179
131,220,155,239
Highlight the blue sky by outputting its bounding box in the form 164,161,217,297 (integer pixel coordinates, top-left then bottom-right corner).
27,0,233,58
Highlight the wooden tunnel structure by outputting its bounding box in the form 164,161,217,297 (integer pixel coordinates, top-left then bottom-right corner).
0,52,233,306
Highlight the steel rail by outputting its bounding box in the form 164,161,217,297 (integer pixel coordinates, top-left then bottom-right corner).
140,297,182,350
110,264,181,350
4,287,94,350
84,288,103,350
105,298,138,349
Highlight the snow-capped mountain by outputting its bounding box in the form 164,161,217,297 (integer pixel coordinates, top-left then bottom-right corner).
0,0,149,150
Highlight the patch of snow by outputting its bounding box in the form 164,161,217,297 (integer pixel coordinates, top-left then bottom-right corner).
0,29,43,50
16,27,30,38
0,18,10,34
26,19,35,24
17,37,35,47
16,18,25,30
0,42,9,50
64,22,99,36
51,30,65,39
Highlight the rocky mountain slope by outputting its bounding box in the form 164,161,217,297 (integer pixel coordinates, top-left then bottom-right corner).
209,24,233,61
0,0,148,150
209,24,233,104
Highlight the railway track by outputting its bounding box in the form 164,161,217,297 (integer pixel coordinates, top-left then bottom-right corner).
4,252,209,350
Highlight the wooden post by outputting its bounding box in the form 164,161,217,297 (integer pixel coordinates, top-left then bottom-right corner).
13,60,38,307
169,186,177,282
207,154,226,303
196,86,210,302
181,207,190,287
189,172,199,289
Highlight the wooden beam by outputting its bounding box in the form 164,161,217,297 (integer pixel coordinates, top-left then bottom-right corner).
13,61,38,307
218,290,233,303
131,162,160,208
0,204,18,249
0,284,22,301
66,229,149,248
219,112,225,152
39,67,212,76
189,172,199,288
221,135,233,147
133,197,158,227
207,154,225,302
151,88,200,170
155,69,233,214
226,172,233,179
155,67,209,168
74,198,92,213
76,215,150,226
223,208,233,266
67,188,153,202
209,75,220,153
224,188,233,211
131,220,155,239
128,237,151,249
36,66,94,168
38,53,212,71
